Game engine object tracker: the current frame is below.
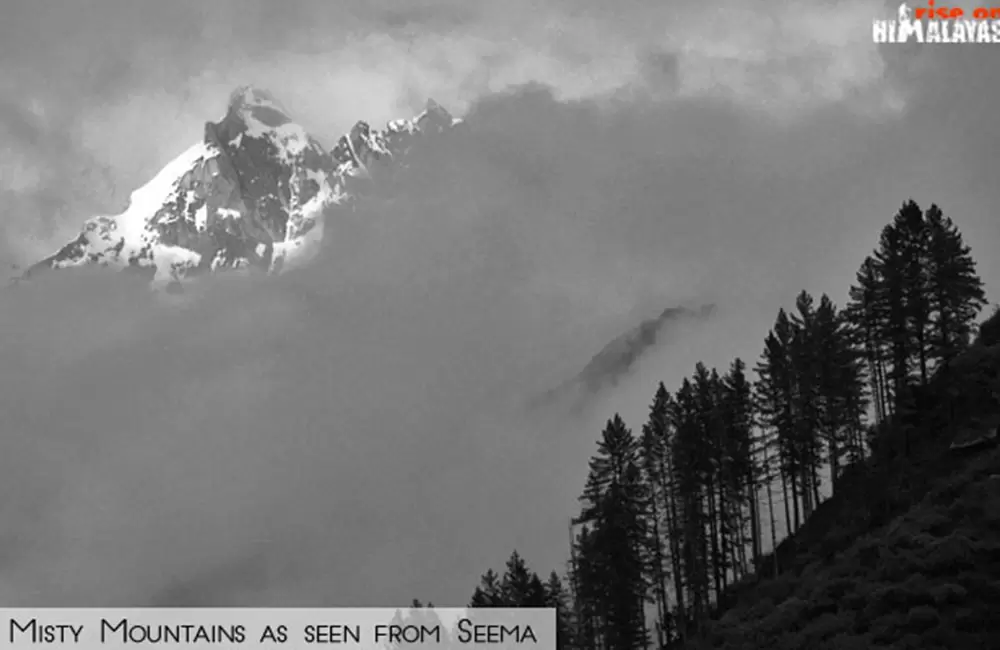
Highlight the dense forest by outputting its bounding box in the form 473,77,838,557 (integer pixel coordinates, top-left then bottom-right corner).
457,200,1000,649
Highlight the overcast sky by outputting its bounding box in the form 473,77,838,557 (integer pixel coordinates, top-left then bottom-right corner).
0,0,997,607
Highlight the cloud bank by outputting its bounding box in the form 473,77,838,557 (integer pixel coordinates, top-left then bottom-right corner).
0,0,997,607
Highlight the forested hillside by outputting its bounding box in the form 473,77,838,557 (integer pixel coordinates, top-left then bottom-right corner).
457,200,999,649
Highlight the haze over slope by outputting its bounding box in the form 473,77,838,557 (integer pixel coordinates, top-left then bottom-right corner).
0,0,998,607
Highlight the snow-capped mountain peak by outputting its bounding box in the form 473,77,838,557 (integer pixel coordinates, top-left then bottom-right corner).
19,87,458,291
330,98,460,185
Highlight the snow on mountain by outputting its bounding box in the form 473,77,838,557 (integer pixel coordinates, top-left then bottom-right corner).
18,87,460,291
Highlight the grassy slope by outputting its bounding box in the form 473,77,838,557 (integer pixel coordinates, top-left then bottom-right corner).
691,336,1000,650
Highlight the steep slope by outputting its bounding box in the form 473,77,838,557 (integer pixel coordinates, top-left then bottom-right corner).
574,304,716,392
18,87,460,290
687,341,1000,650
701,446,1000,650
529,304,716,410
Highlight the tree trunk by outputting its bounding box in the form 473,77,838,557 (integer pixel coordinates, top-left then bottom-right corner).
762,442,780,577
705,477,723,602
789,468,801,533
867,334,884,423
647,485,669,650
716,478,729,591
811,461,821,513
781,467,793,537
748,467,761,569
736,503,749,579
661,458,686,644
828,424,840,495
799,465,813,520
917,316,929,386
875,353,891,420
730,513,744,585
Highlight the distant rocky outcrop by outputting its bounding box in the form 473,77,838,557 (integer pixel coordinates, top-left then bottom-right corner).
529,303,716,410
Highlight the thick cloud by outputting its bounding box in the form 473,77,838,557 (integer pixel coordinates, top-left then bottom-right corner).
0,0,997,607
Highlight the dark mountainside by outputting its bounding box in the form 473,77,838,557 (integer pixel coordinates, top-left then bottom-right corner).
574,304,717,394
530,304,716,410
457,201,999,650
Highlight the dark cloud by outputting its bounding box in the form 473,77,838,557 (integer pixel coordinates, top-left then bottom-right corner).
533,304,716,411
574,305,717,393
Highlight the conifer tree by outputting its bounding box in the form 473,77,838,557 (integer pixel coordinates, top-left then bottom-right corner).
543,572,576,650
924,204,987,363
500,551,536,606
755,313,800,534
570,525,603,650
469,553,551,608
811,294,869,489
577,415,651,650
638,385,673,647
647,383,689,642
897,200,933,385
757,424,781,576
873,214,913,404
384,601,450,650
789,291,824,516
849,200,985,455
670,379,710,634
721,358,756,575
689,364,725,600
469,569,504,607
848,256,891,423
544,198,985,647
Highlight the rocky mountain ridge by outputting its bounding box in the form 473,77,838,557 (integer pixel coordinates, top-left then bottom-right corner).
17,87,461,291
529,303,716,410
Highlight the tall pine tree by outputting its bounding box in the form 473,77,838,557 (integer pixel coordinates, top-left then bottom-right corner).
576,415,651,650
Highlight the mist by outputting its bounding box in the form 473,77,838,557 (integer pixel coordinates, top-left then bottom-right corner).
1,0,999,608
0,86,750,606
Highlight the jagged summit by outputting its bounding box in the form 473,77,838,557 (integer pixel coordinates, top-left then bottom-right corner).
19,87,458,290
229,85,285,113
424,98,446,114
388,98,460,136
227,86,289,122
418,98,456,129
327,98,461,192
218,86,309,157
